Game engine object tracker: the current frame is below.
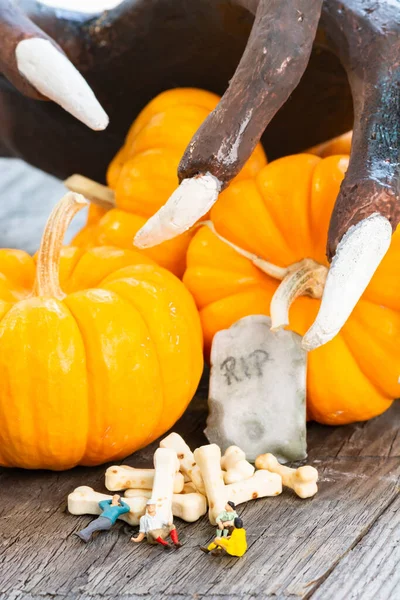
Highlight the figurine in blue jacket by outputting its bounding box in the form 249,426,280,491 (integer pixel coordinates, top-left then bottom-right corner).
75,494,130,543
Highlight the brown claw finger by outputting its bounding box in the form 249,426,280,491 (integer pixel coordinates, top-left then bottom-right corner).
322,0,400,259
178,0,323,187
0,0,108,130
0,0,49,98
134,0,323,250
302,0,398,351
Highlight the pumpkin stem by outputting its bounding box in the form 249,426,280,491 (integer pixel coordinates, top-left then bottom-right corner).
64,174,116,210
34,192,89,299
200,221,287,280
270,259,327,331
200,222,329,333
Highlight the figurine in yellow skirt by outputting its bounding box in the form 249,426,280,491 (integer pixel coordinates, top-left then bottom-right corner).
200,517,247,557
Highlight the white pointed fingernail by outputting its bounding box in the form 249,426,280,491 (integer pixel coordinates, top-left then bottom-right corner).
16,38,109,131
302,213,392,351
134,174,221,248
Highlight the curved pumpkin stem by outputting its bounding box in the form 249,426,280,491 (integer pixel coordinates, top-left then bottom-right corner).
200,221,286,280
200,222,329,338
34,192,88,299
270,259,327,331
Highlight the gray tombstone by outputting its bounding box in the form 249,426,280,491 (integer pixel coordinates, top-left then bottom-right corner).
206,315,307,463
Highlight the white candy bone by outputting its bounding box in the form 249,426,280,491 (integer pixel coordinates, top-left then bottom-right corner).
221,446,255,485
182,482,197,494
171,492,207,523
68,486,206,524
255,453,318,499
225,470,282,504
105,465,184,493
194,444,228,525
124,489,207,523
123,489,152,498
152,447,179,522
68,486,146,525
160,432,205,494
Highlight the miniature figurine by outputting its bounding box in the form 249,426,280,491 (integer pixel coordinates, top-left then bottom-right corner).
200,517,247,557
75,494,130,542
215,501,238,537
131,499,181,549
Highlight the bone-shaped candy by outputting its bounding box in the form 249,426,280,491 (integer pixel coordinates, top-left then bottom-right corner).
255,453,318,498
105,465,184,493
225,469,282,504
182,482,197,494
124,488,207,523
68,486,146,525
221,446,255,485
69,486,207,524
160,432,205,494
152,447,179,522
194,444,228,525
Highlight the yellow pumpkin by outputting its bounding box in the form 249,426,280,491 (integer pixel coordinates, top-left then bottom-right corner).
183,153,400,425
0,193,203,470
72,88,267,277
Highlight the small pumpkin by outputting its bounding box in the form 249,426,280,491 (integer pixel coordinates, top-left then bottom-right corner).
183,153,400,425
0,193,203,470
72,88,267,277
307,131,352,158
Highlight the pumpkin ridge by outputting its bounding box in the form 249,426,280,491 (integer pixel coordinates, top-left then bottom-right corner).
99,265,202,435
95,275,167,443
64,287,164,465
253,172,294,262
127,90,220,140
58,295,91,466
340,300,400,399
305,155,319,259
57,247,87,289
337,323,393,401
306,332,393,424
106,283,169,452
0,297,89,469
0,300,15,323
186,267,273,311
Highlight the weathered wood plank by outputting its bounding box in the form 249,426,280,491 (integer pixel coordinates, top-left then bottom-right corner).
311,495,400,600
1,391,399,600
0,159,399,600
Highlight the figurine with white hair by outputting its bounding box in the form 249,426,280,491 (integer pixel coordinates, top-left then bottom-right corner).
131,499,182,550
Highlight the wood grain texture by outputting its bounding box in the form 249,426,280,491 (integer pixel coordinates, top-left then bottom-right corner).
0,385,399,600
0,159,399,599
313,496,400,600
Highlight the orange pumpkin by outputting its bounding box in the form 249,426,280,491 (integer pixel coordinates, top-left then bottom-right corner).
0,193,203,470
307,131,352,157
72,88,267,277
183,153,400,425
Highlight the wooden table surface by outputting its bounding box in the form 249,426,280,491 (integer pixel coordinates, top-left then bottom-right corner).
0,159,399,600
